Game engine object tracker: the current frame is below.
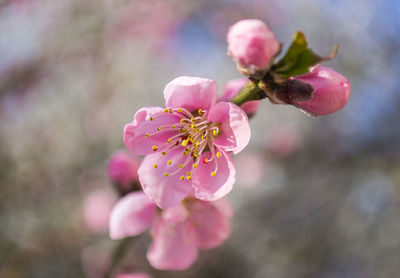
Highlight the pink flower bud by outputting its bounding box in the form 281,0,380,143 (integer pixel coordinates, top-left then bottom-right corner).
220,78,260,116
227,19,280,72
107,150,139,190
289,65,351,116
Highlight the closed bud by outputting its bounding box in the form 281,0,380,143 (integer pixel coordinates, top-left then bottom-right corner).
107,150,140,193
288,65,351,116
227,19,280,76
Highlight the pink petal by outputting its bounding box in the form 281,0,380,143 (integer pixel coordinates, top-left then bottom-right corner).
192,150,236,201
186,200,232,249
138,148,194,209
163,76,217,112
83,189,117,234
220,78,260,116
212,197,234,218
162,203,189,224
146,217,198,270
116,273,152,278
109,191,156,240
124,107,180,156
208,102,251,155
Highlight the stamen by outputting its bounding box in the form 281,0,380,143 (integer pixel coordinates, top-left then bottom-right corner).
216,152,221,158
152,146,158,151
163,108,169,113
211,171,216,176
164,172,169,177
180,176,185,180
192,163,198,168
178,164,183,168
167,160,172,165
153,164,158,168
150,116,155,121
145,133,150,138
161,152,166,156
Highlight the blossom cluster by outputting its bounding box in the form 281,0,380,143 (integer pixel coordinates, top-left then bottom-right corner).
91,18,351,275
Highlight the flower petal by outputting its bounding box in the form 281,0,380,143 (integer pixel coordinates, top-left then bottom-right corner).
212,197,234,218
192,150,236,201
187,200,232,249
109,191,156,240
146,217,198,270
208,101,251,154
139,148,194,209
164,76,217,112
124,107,180,156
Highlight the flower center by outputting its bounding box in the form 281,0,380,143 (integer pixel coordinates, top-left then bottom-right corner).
145,107,223,179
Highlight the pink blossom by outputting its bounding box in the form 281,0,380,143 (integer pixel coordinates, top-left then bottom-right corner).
265,126,300,158
124,76,251,209
220,78,260,116
235,152,265,187
82,189,117,234
109,191,233,270
289,65,351,116
116,273,152,278
108,150,140,191
227,19,280,72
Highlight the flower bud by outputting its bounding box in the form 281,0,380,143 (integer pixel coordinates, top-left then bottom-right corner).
227,19,280,75
288,65,351,116
107,150,140,192
220,78,260,116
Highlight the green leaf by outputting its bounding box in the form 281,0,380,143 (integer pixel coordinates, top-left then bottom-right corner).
272,31,338,79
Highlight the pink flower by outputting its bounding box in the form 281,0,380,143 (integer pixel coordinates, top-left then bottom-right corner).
108,150,140,192
227,19,280,72
124,76,251,209
116,273,152,278
265,126,300,158
109,191,233,270
289,65,351,116
82,189,117,234
220,78,260,116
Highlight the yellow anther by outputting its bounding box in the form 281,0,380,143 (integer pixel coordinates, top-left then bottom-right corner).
178,164,183,168
193,154,199,158
167,160,172,165
150,116,155,121
177,108,183,113
164,172,169,177
198,109,203,115
192,163,198,168
190,118,194,123
201,134,206,140
186,176,192,180
181,139,189,147
153,164,158,168
145,133,150,138
183,151,188,155
213,129,218,136
211,171,216,176
190,124,195,128
163,108,169,113
216,152,221,158
168,138,172,143
180,176,185,180
171,125,176,129
180,119,185,123
157,127,162,131
187,171,191,176
161,152,166,156
152,146,158,151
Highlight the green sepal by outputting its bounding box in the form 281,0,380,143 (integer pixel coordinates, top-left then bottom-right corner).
272,31,338,79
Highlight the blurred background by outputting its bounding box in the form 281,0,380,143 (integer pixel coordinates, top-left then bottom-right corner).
1,0,400,277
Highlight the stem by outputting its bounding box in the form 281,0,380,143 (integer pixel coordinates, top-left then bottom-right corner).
231,79,266,106
104,237,133,278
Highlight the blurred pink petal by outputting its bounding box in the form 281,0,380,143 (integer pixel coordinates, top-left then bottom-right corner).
147,217,198,270
187,199,232,249
83,189,117,234
109,191,156,240
116,273,152,278
220,78,260,116
235,152,265,187
265,126,300,158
